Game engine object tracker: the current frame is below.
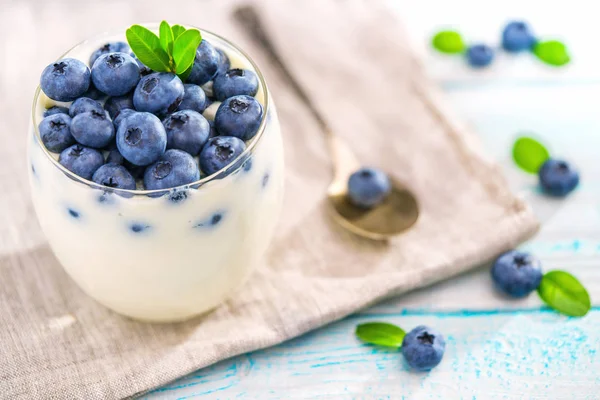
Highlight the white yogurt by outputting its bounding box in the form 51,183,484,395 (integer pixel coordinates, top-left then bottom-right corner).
28,28,284,322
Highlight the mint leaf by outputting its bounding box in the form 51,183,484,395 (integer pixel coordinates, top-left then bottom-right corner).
432,30,465,54
173,29,202,76
538,270,591,317
172,25,186,40
512,136,550,174
355,322,405,348
179,64,193,81
159,20,174,55
126,25,171,72
534,40,571,67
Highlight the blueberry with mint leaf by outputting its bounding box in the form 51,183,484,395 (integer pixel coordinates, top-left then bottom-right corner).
43,106,69,118
213,69,259,101
163,110,210,156
104,93,134,119
466,44,494,68
71,110,115,148
69,97,104,117
491,250,543,297
502,21,536,52
116,112,166,166
187,40,220,85
347,167,391,208
199,136,246,176
538,159,579,197
39,113,75,153
92,52,140,96
402,326,446,371
133,72,184,116
143,149,200,191
177,84,208,113
40,58,90,101
59,144,104,180
89,41,130,66
214,95,263,141
92,163,136,190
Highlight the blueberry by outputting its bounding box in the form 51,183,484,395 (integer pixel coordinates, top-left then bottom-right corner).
133,72,184,116
38,113,75,153
104,93,134,119
466,44,494,68
177,84,208,113
187,40,220,85
82,80,105,100
40,58,90,101
199,136,246,175
208,119,218,138
216,48,231,76
214,95,263,141
92,163,136,190
59,144,104,179
163,110,210,156
491,250,543,297
113,109,137,130
71,110,115,148
91,52,140,96
116,112,166,166
43,106,69,118
502,21,536,52
538,159,579,197
143,149,200,191
214,69,259,101
89,41,130,66
106,148,125,165
347,167,391,208
69,97,104,117
130,53,152,76
402,326,446,371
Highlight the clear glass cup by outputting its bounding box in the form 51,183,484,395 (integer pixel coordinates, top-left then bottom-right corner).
28,25,284,322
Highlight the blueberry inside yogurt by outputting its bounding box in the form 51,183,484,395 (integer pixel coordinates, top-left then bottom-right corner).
29,22,283,322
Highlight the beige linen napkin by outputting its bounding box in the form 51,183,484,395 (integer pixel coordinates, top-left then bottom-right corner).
0,0,538,398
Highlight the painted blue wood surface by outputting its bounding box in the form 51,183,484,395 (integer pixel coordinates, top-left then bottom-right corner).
146,2,600,398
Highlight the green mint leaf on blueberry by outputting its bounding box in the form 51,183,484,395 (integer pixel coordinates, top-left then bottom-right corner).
159,20,175,55
534,40,571,67
173,29,202,75
127,21,202,80
355,322,406,348
432,30,465,54
538,270,591,317
126,25,171,72
512,136,550,174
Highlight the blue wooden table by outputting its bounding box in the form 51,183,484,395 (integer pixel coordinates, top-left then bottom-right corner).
147,2,600,398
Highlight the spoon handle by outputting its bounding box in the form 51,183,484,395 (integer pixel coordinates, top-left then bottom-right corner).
233,5,360,182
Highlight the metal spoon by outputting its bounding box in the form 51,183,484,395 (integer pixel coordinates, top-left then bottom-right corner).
234,6,419,240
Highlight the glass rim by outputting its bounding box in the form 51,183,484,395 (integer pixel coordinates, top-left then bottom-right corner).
31,23,271,196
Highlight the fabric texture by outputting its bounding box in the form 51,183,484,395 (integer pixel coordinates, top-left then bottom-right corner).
0,0,538,398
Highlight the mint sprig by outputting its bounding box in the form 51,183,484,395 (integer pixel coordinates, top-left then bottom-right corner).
126,21,201,80
355,322,406,348
538,270,591,317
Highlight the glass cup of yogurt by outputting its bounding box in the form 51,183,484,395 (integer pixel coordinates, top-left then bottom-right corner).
28,24,284,322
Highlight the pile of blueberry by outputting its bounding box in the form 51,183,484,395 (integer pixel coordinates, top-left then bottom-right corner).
38,37,262,193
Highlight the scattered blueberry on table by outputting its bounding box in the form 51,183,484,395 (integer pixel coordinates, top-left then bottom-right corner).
501,21,536,52
401,326,446,371
538,159,580,197
491,250,543,298
466,44,494,68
